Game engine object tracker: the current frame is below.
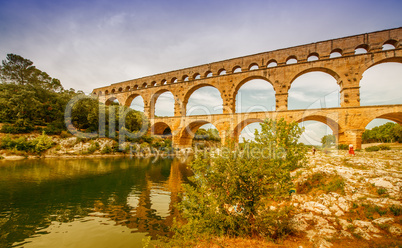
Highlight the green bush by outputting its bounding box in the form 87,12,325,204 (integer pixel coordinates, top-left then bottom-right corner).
337,144,349,150
377,187,388,195
378,144,391,150
365,146,380,152
33,132,54,153
0,123,33,134
171,118,307,244
390,205,402,216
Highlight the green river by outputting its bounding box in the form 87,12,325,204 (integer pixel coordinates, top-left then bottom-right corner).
0,157,192,248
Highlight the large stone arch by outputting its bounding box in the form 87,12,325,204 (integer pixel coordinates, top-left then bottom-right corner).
362,57,402,72
289,67,341,86
105,96,118,106
124,93,145,107
288,68,341,110
232,118,264,142
360,111,402,129
232,76,274,101
183,83,223,116
150,89,175,118
176,120,212,147
295,114,341,136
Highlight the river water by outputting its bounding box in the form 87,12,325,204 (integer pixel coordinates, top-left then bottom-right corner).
0,157,193,248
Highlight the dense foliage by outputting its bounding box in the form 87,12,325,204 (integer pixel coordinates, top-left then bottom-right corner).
170,119,307,245
362,122,402,143
193,128,221,141
0,132,54,154
0,54,147,136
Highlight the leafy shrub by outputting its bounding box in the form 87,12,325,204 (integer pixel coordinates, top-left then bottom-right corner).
337,144,349,150
378,144,391,150
171,118,307,244
33,132,54,153
101,145,112,154
0,123,33,134
365,146,380,152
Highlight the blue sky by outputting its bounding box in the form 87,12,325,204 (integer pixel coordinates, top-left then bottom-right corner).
1,0,401,144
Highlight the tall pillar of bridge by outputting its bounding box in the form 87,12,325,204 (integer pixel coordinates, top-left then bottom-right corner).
338,67,363,107
222,96,235,114
275,93,288,111
340,129,364,150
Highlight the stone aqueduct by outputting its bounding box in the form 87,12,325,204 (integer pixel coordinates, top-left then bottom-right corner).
93,27,402,149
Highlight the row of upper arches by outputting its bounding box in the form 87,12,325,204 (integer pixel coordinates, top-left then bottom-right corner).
107,61,402,117
95,39,399,96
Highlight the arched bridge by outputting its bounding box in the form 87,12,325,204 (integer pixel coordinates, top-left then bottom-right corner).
93,27,402,149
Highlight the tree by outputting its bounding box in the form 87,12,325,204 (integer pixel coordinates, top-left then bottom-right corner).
171,118,307,245
321,134,336,147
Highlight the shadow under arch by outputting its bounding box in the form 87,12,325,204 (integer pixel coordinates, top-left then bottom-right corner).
177,120,219,147
233,76,274,100
105,97,118,105
150,89,175,118
151,122,172,137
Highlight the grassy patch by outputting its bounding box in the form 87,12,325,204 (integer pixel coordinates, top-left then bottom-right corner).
297,172,345,195
348,203,388,221
390,204,402,216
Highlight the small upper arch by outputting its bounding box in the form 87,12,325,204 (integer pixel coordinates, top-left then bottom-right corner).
150,81,157,87
182,75,189,81
161,79,167,85
171,77,178,84
217,68,226,75
286,56,298,65
111,88,116,94
142,82,148,88
355,44,370,54
307,52,319,62
105,90,109,95
118,87,123,93
267,59,278,68
248,63,259,70
382,39,398,50
132,85,138,90
330,48,343,58
193,73,201,80
232,65,242,73
125,86,130,92
205,70,213,78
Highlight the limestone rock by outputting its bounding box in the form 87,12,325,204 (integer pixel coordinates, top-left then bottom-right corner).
389,224,402,236
372,217,394,225
353,220,380,233
302,201,331,215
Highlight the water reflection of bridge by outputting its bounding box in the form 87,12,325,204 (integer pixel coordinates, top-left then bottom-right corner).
92,158,192,239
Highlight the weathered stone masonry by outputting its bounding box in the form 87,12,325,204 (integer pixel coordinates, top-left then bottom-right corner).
93,27,402,149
